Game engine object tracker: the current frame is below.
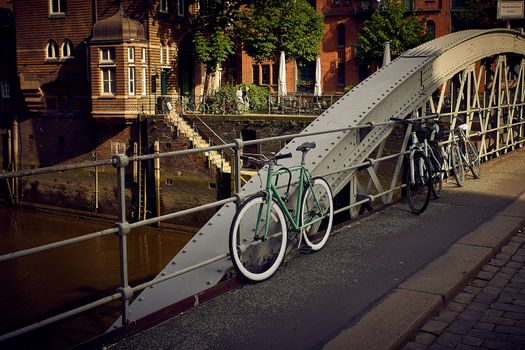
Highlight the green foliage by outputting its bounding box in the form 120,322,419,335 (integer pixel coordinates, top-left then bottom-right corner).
205,83,269,114
239,0,324,63
455,0,501,29
194,30,235,73
356,0,429,63
193,0,241,73
343,84,355,94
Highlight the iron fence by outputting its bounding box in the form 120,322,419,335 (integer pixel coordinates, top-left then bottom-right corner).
0,111,523,344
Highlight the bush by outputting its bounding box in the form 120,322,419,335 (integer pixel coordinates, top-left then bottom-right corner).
205,83,269,114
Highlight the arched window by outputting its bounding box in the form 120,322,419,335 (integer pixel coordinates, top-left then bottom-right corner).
61,40,73,59
46,40,58,60
337,24,345,48
427,20,436,39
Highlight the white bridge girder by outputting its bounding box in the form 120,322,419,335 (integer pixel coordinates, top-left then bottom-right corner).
111,29,525,328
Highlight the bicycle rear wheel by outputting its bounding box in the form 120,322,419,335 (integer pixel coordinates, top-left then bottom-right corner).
450,145,465,187
405,152,432,215
229,194,287,282
300,177,334,251
466,140,481,179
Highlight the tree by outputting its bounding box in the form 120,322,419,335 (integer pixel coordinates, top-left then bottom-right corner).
454,0,499,30
193,0,324,94
193,1,241,94
238,0,324,63
356,0,429,64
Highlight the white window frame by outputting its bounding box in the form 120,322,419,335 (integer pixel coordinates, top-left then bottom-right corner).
128,67,136,96
101,67,115,95
61,40,73,59
0,81,10,98
49,0,66,15
128,47,135,63
160,0,168,13
177,0,184,16
141,48,146,63
100,48,115,63
141,68,147,96
46,40,58,60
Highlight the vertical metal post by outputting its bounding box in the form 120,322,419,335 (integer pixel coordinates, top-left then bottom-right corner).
113,154,132,326
154,141,161,226
233,139,244,195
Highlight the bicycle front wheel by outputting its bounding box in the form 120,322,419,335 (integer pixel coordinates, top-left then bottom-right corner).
466,140,481,179
229,194,288,282
300,177,334,251
405,152,432,215
450,145,465,187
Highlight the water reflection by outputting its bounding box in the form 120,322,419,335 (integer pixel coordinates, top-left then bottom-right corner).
0,206,192,348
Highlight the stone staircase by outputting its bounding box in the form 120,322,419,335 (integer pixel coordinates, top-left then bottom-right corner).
164,111,257,183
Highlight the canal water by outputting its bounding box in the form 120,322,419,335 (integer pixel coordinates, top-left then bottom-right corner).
0,206,193,349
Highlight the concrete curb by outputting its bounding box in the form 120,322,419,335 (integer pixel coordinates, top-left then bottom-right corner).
323,192,525,350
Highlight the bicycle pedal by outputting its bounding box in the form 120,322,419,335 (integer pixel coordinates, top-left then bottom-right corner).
299,246,314,254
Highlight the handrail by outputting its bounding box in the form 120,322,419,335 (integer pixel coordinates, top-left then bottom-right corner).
0,103,523,343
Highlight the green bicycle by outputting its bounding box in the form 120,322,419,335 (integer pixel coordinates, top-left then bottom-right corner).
229,142,334,282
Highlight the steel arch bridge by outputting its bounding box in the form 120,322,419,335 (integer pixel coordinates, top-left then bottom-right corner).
112,29,525,328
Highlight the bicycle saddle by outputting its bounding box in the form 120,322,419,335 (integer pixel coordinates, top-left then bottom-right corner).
296,142,316,152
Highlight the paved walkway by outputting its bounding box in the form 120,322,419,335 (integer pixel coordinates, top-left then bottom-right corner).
403,229,525,350
100,149,525,350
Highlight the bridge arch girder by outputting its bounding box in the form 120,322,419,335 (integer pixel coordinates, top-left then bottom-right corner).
113,29,525,328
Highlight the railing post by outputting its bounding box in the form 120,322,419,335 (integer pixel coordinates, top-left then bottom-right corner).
233,138,244,195
112,154,132,326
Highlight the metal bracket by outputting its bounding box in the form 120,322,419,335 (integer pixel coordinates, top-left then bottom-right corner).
118,286,134,301
115,221,131,237
112,154,130,168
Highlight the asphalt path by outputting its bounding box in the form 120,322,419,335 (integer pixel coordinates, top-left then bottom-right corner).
107,148,525,350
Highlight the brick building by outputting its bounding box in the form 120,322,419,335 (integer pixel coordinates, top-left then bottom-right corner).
242,0,451,94
0,0,450,221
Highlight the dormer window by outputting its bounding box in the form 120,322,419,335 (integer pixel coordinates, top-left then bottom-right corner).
46,40,58,60
160,0,168,13
61,40,73,59
101,48,115,63
50,0,66,15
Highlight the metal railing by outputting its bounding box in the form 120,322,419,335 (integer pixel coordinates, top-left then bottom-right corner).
0,111,523,343
154,93,343,116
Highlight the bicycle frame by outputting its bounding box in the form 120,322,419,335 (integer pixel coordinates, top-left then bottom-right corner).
254,163,326,240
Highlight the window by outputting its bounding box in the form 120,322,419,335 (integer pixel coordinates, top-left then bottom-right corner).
332,0,340,6
272,64,278,85
141,48,146,63
337,24,345,48
426,20,436,39
142,68,147,95
252,65,259,84
46,40,58,60
101,48,115,63
337,52,345,86
177,0,184,16
129,67,136,95
128,47,135,63
160,45,170,65
160,0,168,13
50,0,66,15
261,65,270,85
297,60,315,93
61,40,73,59
0,81,10,98
102,68,116,95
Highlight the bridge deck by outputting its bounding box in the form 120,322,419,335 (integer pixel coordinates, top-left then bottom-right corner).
106,148,525,350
